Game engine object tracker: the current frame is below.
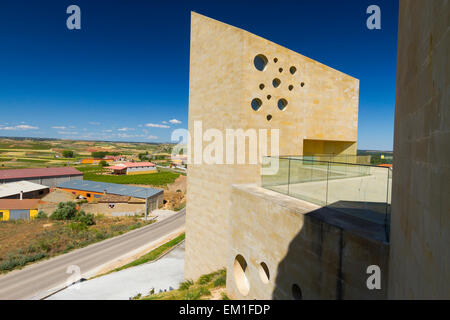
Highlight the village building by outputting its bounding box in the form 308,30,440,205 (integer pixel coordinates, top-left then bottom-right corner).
106,162,157,175
0,181,49,199
57,180,164,215
0,199,40,221
0,167,83,187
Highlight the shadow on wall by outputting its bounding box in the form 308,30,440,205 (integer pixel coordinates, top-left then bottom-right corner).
271,206,389,300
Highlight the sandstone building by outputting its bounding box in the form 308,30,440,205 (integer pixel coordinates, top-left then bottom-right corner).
185,0,449,299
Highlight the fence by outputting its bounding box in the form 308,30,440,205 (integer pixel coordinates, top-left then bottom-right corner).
262,156,391,239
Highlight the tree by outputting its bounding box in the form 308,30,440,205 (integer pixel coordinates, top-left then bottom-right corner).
99,160,108,167
62,150,74,158
50,202,77,220
91,151,108,159
138,151,149,161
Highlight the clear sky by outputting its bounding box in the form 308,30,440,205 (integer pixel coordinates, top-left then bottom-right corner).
0,0,398,150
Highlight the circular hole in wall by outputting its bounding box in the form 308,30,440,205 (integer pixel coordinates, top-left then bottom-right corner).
233,254,250,296
288,85,294,91
290,66,297,74
292,284,303,300
301,82,305,87
254,54,268,71
279,68,283,73
259,83,265,90
251,98,262,111
258,262,270,284
266,114,273,121
267,95,271,100
273,58,278,63
278,98,288,111
272,78,281,88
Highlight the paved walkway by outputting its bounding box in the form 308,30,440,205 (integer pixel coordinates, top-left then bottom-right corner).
47,242,185,300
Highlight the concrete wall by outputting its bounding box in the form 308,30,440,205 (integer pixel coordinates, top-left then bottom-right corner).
227,184,389,300
389,0,450,298
186,12,359,280
81,202,146,216
126,166,157,175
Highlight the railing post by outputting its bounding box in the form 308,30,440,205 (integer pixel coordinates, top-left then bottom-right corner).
287,158,291,195
325,160,330,206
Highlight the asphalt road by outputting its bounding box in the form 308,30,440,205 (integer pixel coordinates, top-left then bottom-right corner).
0,209,185,300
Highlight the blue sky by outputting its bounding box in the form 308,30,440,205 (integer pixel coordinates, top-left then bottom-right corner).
0,0,398,150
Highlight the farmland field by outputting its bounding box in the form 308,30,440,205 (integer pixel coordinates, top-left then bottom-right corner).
0,137,175,171
83,170,180,186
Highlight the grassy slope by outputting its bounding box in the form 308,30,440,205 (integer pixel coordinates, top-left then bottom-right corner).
139,269,228,300
0,216,153,274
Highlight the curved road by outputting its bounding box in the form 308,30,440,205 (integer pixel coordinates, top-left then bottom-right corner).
0,209,185,300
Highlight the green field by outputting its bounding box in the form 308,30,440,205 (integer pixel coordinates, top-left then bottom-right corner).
83,170,180,186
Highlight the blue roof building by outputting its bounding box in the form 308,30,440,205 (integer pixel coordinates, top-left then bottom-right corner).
57,180,163,199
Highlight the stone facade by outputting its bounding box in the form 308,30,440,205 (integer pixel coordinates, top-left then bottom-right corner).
186,12,359,280
227,184,389,300
388,0,450,299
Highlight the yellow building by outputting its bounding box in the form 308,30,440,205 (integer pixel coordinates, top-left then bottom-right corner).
80,158,113,165
0,199,39,221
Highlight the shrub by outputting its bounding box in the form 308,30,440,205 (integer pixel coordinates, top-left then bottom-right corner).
198,273,213,285
36,211,47,219
213,274,226,287
221,292,230,300
67,222,88,232
50,202,77,220
179,279,194,290
74,211,95,226
185,287,211,300
0,252,47,272
38,239,51,252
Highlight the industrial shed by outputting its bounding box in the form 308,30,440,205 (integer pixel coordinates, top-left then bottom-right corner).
0,167,83,187
0,199,40,221
57,180,164,214
0,181,50,199
106,162,157,175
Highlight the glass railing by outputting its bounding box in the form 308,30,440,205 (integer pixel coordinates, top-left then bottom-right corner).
262,156,391,240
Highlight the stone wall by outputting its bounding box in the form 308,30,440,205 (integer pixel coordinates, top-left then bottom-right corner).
389,0,450,299
227,184,389,300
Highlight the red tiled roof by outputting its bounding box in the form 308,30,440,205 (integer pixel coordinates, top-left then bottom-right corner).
106,166,127,170
0,199,40,210
0,167,83,180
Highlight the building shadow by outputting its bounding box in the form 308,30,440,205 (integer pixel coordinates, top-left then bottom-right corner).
271,204,389,300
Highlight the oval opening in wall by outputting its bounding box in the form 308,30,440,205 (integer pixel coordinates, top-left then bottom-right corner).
258,262,270,284
233,254,250,296
251,98,262,111
254,54,268,71
278,98,288,111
